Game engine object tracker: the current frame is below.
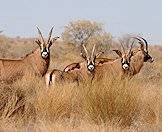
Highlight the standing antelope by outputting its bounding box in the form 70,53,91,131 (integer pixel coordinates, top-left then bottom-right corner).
93,36,154,81
0,26,59,83
45,44,105,87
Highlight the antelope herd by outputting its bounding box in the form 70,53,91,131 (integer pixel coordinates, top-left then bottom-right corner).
0,27,154,87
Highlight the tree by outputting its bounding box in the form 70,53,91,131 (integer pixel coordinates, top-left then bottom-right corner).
88,32,112,53
62,20,104,45
62,20,112,55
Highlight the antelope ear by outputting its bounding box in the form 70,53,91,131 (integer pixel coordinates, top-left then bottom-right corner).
112,50,122,58
80,52,87,60
48,37,59,48
53,36,60,42
93,51,104,62
35,39,42,47
96,51,104,58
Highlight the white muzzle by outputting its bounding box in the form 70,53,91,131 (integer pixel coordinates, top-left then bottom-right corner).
88,65,95,72
42,52,48,58
122,64,129,70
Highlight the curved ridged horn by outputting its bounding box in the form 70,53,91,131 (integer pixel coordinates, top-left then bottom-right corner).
128,39,135,56
137,36,148,53
91,44,96,60
47,26,54,44
119,39,126,54
82,44,90,61
36,26,45,44
132,36,145,51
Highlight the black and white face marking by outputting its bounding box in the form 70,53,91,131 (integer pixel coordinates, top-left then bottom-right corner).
121,58,130,70
41,47,49,59
87,61,95,72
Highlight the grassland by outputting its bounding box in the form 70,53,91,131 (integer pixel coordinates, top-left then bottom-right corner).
0,34,162,131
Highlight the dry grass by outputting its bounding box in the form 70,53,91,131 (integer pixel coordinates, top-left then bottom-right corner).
0,73,161,131
0,35,162,131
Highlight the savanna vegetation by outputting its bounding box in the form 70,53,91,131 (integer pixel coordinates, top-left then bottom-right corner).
0,20,162,131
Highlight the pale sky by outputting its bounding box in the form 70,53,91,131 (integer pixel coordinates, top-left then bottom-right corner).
0,0,162,44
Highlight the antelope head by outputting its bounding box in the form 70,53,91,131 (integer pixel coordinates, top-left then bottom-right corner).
113,40,134,70
132,36,154,63
35,26,59,59
81,44,103,72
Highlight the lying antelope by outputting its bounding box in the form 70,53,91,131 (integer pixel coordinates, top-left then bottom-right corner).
45,44,106,87
93,36,154,80
0,26,59,83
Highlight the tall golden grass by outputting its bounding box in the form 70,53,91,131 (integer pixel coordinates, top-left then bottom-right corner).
0,73,161,131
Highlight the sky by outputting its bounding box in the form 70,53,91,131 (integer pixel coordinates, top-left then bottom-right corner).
0,0,162,44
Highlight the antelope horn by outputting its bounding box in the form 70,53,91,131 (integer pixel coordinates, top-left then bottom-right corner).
91,44,96,60
47,26,54,44
128,40,135,56
137,36,148,53
119,39,126,54
132,36,145,51
36,26,45,44
82,44,90,61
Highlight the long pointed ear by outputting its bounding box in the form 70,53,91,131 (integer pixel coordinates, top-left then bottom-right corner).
95,51,104,58
93,51,104,63
35,39,43,49
48,36,59,48
80,52,87,60
112,50,122,58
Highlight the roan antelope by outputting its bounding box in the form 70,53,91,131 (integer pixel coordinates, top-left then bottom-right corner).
45,44,105,87
92,39,134,80
130,36,154,75
93,36,154,80
0,26,59,83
